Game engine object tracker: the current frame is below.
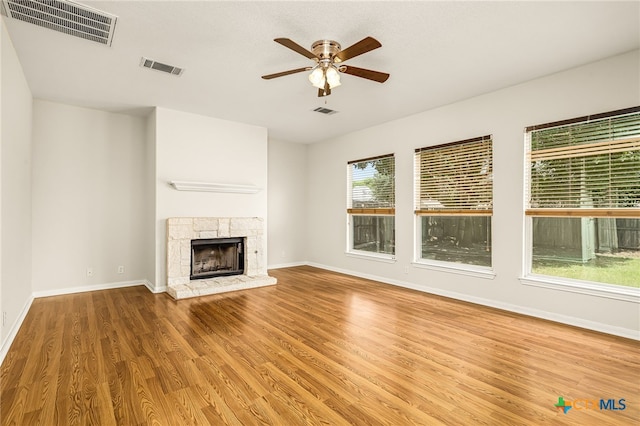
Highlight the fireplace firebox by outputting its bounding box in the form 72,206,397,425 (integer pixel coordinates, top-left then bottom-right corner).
191,237,244,280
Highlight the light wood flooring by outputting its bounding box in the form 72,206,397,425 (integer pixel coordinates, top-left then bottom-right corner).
1,266,639,425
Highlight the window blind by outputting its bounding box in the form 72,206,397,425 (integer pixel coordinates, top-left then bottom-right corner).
526,107,640,218
414,136,493,215
347,154,395,215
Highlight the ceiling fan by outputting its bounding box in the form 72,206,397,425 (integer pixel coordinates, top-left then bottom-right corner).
261,37,390,97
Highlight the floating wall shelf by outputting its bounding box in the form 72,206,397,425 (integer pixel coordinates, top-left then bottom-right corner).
169,181,262,194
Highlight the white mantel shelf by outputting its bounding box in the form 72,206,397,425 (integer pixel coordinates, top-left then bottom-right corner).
169,181,262,194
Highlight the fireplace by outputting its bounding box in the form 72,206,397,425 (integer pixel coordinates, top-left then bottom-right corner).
166,217,276,299
191,237,244,280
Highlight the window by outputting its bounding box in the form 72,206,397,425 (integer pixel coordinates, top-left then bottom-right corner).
415,136,493,269
347,154,395,257
525,106,640,291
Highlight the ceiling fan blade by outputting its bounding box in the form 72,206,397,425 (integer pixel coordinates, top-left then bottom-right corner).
340,65,390,83
274,38,318,60
334,37,381,63
261,67,311,80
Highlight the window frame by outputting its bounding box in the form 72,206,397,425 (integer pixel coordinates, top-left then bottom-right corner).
521,106,640,302
521,219,639,302
413,135,495,276
346,154,396,261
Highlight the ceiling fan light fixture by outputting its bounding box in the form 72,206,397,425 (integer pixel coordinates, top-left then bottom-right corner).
308,65,341,89
326,66,341,88
308,67,325,88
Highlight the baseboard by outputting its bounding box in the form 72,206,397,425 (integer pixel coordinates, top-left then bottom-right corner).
268,261,309,270
306,262,640,341
32,279,149,298
0,294,34,367
143,279,166,294
3,264,635,369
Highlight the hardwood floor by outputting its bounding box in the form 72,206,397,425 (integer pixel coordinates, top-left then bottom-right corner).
1,266,639,425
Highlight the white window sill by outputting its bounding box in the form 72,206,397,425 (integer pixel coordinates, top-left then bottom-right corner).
520,275,640,303
345,251,397,263
412,259,495,279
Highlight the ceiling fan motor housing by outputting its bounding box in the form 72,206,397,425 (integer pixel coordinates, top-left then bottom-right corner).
311,40,341,60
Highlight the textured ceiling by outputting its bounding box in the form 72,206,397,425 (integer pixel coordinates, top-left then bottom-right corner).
3,1,639,144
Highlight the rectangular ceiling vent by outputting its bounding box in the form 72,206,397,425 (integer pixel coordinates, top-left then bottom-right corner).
140,57,184,77
313,107,338,115
1,0,117,46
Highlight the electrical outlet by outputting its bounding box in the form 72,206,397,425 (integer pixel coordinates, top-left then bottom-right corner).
87,267,94,277
404,266,409,274
117,265,125,274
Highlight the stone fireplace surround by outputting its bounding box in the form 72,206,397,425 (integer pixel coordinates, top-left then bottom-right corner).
166,217,276,299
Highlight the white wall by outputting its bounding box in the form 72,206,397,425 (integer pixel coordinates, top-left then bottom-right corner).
0,18,3,345
1,20,33,346
306,50,640,337
144,110,157,288
31,100,149,293
0,19,3,346
267,139,308,268
154,107,268,290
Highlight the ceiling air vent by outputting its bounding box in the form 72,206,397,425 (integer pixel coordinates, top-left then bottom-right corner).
140,57,184,77
1,0,117,46
313,107,338,115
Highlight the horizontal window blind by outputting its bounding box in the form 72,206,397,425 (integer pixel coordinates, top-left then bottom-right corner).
347,154,395,215
414,136,493,215
526,107,640,218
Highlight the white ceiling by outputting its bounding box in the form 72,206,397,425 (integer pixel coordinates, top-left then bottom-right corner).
3,1,639,144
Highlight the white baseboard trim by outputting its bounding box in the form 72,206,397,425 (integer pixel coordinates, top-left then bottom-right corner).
2,263,635,369
32,279,149,299
307,262,640,341
0,294,34,367
143,279,166,294
268,261,309,270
